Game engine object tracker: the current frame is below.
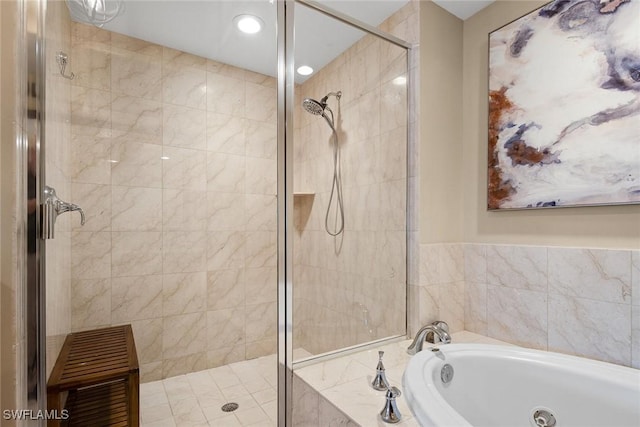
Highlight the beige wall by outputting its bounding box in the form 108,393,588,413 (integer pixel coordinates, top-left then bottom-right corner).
69,23,278,381
420,1,463,244
461,0,640,249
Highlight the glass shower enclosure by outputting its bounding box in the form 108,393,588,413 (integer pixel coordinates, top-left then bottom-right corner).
15,0,414,425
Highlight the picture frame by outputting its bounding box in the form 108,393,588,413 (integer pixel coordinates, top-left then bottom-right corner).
487,0,639,210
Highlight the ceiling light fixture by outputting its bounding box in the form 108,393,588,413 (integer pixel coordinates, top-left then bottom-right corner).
393,76,407,86
297,65,314,76
234,14,264,34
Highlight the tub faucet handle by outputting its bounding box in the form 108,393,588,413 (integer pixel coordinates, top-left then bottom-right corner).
380,386,402,423
371,351,389,391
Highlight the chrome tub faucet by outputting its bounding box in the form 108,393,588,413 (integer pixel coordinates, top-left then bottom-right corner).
407,321,451,355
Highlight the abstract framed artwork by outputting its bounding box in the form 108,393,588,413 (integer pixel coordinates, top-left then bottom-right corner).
487,0,640,210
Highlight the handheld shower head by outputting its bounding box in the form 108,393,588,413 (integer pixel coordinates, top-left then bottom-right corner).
302,91,342,117
302,98,325,116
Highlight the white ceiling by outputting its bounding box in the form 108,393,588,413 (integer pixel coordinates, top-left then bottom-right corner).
432,0,494,20
93,0,409,83
74,1,493,83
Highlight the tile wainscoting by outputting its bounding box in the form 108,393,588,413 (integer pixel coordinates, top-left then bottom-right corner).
417,243,639,368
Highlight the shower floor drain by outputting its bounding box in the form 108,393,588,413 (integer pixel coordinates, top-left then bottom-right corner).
221,402,239,412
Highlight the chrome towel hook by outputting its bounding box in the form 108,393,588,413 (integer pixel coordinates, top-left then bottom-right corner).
56,51,75,80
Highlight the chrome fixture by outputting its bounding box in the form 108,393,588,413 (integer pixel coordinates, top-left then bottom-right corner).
56,52,75,80
302,91,344,236
407,321,451,355
42,185,85,239
65,0,123,27
371,351,390,391
440,363,454,384
380,386,402,423
532,409,557,427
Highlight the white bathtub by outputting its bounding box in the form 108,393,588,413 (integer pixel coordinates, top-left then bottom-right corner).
403,343,640,427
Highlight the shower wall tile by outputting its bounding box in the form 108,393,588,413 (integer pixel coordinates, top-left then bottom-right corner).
71,134,111,184
71,278,111,330
162,146,207,190
245,120,276,160
245,267,277,305
111,186,162,231
163,47,207,70
71,86,111,130
378,127,407,182
207,152,245,193
548,294,631,366
245,231,277,268
72,22,110,46
206,113,245,155
70,23,277,379
111,94,162,143
245,195,277,231
206,73,245,116
207,269,245,311
487,245,547,292
110,48,162,101
207,192,245,231
162,64,206,110
163,312,207,358
245,82,276,123
163,189,207,232
71,43,111,91
71,183,111,231
162,272,207,316
246,336,278,360
111,33,162,58
162,231,208,274
71,231,111,279
207,231,245,271
111,231,163,277
207,60,247,79
162,104,206,150
246,302,277,344
130,318,163,364
207,345,246,369
111,275,163,323
548,248,631,304
111,139,163,187
207,309,245,349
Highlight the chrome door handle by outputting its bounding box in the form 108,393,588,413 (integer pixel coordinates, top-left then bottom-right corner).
42,185,85,239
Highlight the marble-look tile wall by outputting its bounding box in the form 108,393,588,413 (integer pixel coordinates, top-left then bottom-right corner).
419,243,640,368
293,1,419,355
45,0,72,377
68,23,277,381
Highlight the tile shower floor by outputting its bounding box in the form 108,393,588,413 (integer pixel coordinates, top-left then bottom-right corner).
140,354,279,427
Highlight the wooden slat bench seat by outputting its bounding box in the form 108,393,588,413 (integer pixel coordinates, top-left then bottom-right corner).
47,325,139,427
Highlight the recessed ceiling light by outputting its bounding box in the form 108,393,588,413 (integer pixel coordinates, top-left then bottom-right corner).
297,65,313,76
160,156,170,160
234,14,264,34
393,76,407,86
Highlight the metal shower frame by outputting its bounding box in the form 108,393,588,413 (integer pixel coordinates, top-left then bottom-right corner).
276,1,415,425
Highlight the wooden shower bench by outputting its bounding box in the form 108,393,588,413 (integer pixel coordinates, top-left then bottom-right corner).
47,325,139,426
